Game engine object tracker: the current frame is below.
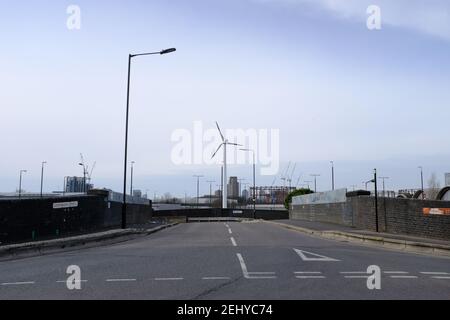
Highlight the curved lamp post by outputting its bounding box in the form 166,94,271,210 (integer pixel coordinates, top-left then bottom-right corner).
122,48,176,229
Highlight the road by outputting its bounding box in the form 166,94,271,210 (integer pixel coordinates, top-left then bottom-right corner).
0,221,449,300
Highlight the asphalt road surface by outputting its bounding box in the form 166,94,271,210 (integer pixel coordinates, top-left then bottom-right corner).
0,221,449,300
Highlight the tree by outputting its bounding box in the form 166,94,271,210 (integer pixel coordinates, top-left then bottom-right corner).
284,188,314,210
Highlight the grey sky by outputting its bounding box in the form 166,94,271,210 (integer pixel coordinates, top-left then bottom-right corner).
1,0,449,196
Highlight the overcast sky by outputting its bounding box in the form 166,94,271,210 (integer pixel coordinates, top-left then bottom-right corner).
1,0,449,197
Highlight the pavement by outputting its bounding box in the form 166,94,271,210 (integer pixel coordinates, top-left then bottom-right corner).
268,219,450,256
0,220,449,300
0,221,175,262
272,219,450,246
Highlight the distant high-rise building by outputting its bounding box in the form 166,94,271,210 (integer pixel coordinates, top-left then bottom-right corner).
227,177,239,198
65,177,91,193
242,189,249,200
133,190,142,198
446,173,450,187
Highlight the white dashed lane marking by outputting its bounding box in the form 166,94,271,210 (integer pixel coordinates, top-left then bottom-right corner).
1,282,35,286
106,279,137,282
202,277,231,280
421,272,449,275
155,278,184,281
230,237,237,247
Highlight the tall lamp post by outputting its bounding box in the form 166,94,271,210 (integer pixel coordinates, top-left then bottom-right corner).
418,166,424,200
379,176,389,197
78,162,86,193
304,181,312,190
130,161,135,196
310,174,320,193
206,180,215,207
370,169,379,233
240,148,256,219
40,161,47,198
18,170,27,199
330,161,335,191
122,48,176,229
193,175,204,208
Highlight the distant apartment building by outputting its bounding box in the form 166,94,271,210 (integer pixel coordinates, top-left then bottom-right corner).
227,177,239,198
446,173,450,187
65,177,92,193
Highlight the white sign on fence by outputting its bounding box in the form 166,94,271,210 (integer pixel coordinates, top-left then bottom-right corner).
53,201,79,209
292,189,348,206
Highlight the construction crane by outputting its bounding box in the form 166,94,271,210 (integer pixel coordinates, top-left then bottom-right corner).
287,163,297,189
295,174,302,189
280,161,291,188
79,154,96,187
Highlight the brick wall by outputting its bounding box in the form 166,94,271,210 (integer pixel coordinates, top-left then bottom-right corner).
290,202,352,226
291,196,450,241
0,195,152,245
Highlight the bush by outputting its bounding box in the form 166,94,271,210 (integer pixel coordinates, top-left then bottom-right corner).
284,188,314,210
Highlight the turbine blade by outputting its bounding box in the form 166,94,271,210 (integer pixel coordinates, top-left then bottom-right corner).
227,142,243,147
215,122,225,142
212,143,224,159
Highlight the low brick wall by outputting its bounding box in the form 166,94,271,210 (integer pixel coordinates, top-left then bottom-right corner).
0,194,152,245
291,196,450,241
290,202,352,226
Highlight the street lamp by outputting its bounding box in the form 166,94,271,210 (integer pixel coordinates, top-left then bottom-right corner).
310,174,320,193
373,169,379,232
379,176,389,197
330,161,335,191
122,48,176,229
78,162,86,193
304,181,312,190
193,175,204,208
240,148,256,219
418,166,424,200
367,169,379,232
206,180,215,207
130,161,135,196
40,161,47,198
18,170,27,199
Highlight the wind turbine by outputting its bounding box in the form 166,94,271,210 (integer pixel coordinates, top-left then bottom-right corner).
212,122,241,209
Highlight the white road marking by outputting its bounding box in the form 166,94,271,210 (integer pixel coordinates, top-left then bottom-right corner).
342,271,369,279
295,272,322,274
106,279,137,282
1,282,35,286
390,276,418,279
421,272,449,275
236,253,276,279
230,237,237,247
384,271,409,274
57,280,88,283
228,229,233,234
155,278,184,281
294,249,340,262
202,277,231,280
296,276,326,279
